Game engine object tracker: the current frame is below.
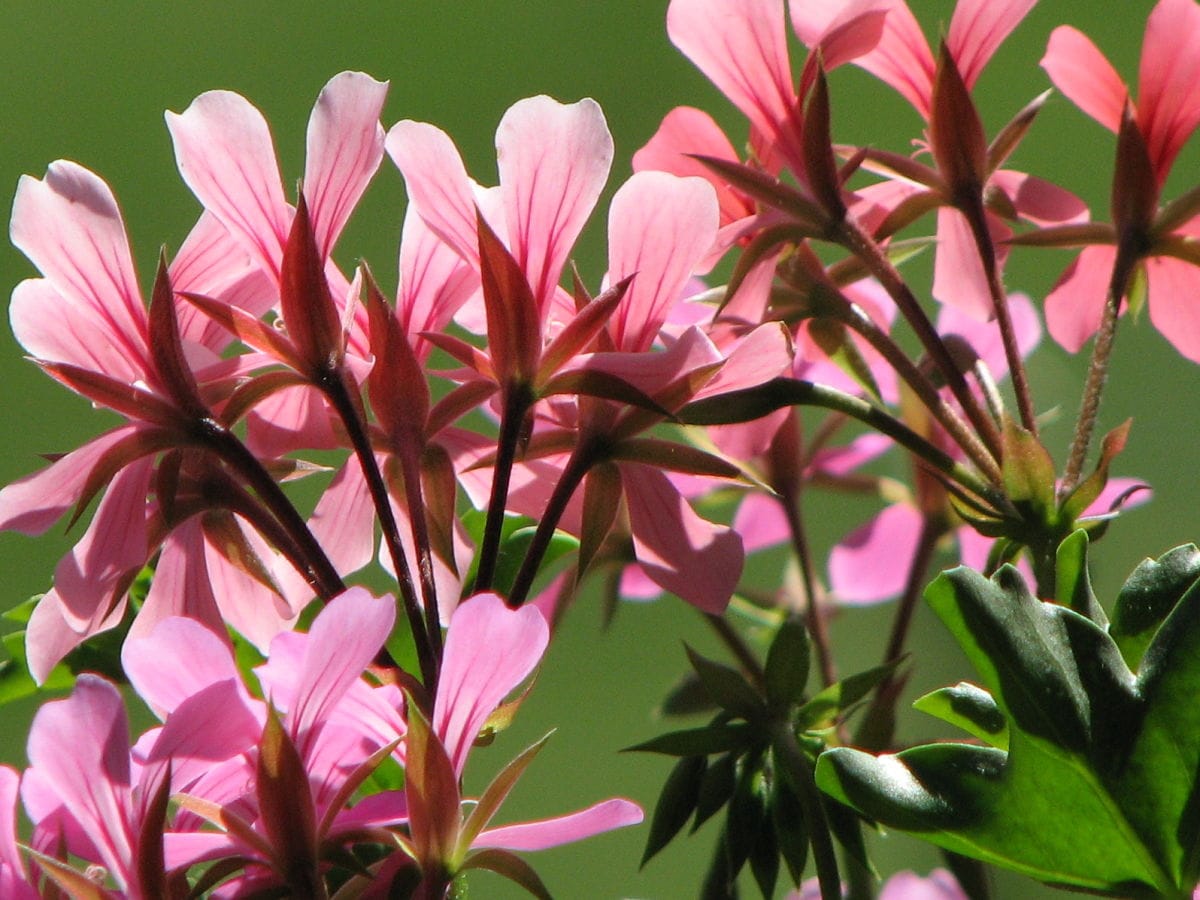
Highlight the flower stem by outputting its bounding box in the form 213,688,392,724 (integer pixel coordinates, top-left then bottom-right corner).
473,383,534,594
781,491,836,688
1061,285,1122,495
773,723,842,900
703,612,767,695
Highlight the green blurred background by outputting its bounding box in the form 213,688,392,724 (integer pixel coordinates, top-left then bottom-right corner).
0,2,1194,897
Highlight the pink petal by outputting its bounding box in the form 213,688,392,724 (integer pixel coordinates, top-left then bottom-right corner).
1147,255,1200,361
1082,476,1152,517
1040,27,1126,134
732,491,791,554
692,321,792,399
385,120,481,267
1044,245,1117,354
166,89,291,279
0,425,138,535
496,96,613,314
289,587,396,757
308,457,376,578
0,768,25,881
807,432,894,477
988,170,1090,227
946,0,1036,90
829,503,923,604
936,291,1041,380
1138,0,1200,177
132,519,226,646
879,868,968,900
575,324,723,399
9,163,149,379
206,517,301,651
932,206,1002,320
622,463,742,614
26,675,134,889
397,204,479,344
434,592,549,777
668,0,796,142
473,798,643,852
25,589,124,685
632,107,753,225
303,72,388,259
123,615,241,719
607,171,719,351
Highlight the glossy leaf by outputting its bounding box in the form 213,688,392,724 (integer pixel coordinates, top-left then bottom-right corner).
912,682,1008,749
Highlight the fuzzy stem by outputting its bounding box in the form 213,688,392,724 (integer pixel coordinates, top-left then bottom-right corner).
837,217,1004,461
1061,285,1122,495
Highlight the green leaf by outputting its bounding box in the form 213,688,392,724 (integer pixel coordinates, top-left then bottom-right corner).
1056,529,1107,627
1110,544,1200,670
625,722,755,757
795,661,898,732
0,630,74,704
693,752,737,833
912,682,1008,749
642,755,707,867
685,645,765,723
770,780,809,887
764,617,810,713
817,551,1200,898
462,848,552,900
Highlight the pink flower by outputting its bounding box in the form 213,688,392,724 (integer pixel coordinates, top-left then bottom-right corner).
1036,0,1200,361
791,867,967,899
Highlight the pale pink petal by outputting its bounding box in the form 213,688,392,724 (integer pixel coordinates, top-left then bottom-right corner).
289,587,396,758
803,1,890,71
733,491,790,554
397,204,479,345
1040,27,1126,134
988,170,1090,227
1081,476,1152,518
879,868,968,900
622,463,742,614
309,458,376,578
807,432,894,477
25,589,124,685
207,518,301,650
607,171,719,351
132,519,226,645
1044,245,1118,354
496,96,613,313
10,162,148,378
946,0,1036,89
668,0,796,141
0,426,138,535
932,206,997,320
693,321,792,399
26,675,134,889
0,768,26,882
1146,255,1200,361
575,324,723,399
473,798,643,852
1138,0,1200,176
632,107,753,226
708,408,789,461
829,502,923,604
244,383,337,457
304,72,388,258
386,120,483,266
434,592,550,777
166,90,291,278
123,615,242,719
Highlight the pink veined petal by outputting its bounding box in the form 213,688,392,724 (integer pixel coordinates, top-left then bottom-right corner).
496,95,613,315
386,120,483,267
244,383,338,458
473,798,643,852
434,592,550,777
10,163,149,378
932,206,998,320
397,203,479,346
1044,245,1118,354
607,171,719,351
632,107,753,226
668,0,796,143
0,425,138,535
52,457,152,633
163,831,243,873
131,519,226,647
289,587,396,759
308,457,376,578
1040,27,1126,135
123,615,242,720
946,0,1036,90
622,463,742,615
166,89,291,279
304,72,388,259
575,324,723,399
0,768,26,883
829,502,924,604
988,170,1090,227
1138,0,1200,178
26,675,135,890
1146,255,1200,362
206,517,301,652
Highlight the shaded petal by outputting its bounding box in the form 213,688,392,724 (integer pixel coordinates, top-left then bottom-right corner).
473,798,643,852
26,675,134,889
1146,255,1200,361
946,0,1036,90
1044,245,1117,353
308,457,376,578
932,206,1001,319
732,491,790,554
1040,26,1125,134
434,593,549,777
386,120,482,266
1139,0,1200,177
829,503,923,604
124,615,243,719
622,463,742,614
132,519,226,646
167,90,291,278
988,170,1090,227
607,171,719,351
25,589,124,685
692,321,792,399
937,291,1041,380
303,72,388,259
669,0,796,140
496,96,613,313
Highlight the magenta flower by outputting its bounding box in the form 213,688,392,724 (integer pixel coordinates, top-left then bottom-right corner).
1037,0,1200,361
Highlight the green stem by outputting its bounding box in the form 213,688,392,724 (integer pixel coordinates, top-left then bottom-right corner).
773,724,842,900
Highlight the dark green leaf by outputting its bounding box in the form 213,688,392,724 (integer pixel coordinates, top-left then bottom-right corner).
685,645,765,723
1056,530,1107,627
625,722,755,757
659,670,720,718
693,752,737,833
913,682,1008,749
642,755,707,867
770,780,809,887
795,661,899,732
765,617,811,713
1110,544,1200,670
